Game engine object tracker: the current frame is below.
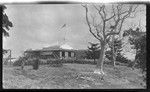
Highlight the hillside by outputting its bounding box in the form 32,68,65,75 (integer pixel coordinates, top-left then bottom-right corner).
3,64,146,89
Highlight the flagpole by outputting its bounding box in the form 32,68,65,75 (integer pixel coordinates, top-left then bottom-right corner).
59,24,67,45
64,29,67,43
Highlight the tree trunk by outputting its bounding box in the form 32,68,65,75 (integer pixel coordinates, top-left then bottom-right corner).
131,61,136,70
131,50,138,70
94,42,105,75
94,58,95,64
112,35,116,67
131,52,138,70
113,53,116,67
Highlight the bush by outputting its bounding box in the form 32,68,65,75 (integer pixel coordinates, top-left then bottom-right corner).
48,59,63,67
13,57,23,66
13,55,34,66
134,34,146,72
61,59,75,63
39,59,47,65
104,58,113,65
61,59,96,65
116,54,132,64
76,59,96,65
25,60,33,66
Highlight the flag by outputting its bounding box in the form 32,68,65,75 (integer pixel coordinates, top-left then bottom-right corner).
60,24,66,29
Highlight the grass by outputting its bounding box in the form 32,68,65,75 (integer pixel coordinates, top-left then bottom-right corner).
3,63,146,89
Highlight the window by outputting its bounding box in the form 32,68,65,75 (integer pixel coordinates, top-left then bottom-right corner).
71,52,74,57
68,52,71,57
62,51,65,57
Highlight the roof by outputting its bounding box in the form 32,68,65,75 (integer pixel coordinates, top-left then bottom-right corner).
60,44,73,50
42,43,74,50
42,45,63,50
25,44,76,53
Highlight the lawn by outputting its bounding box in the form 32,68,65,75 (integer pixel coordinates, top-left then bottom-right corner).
2,63,146,89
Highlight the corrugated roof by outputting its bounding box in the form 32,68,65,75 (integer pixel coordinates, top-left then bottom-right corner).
42,45,63,50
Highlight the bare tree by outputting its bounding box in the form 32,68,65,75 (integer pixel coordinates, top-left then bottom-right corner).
82,4,139,74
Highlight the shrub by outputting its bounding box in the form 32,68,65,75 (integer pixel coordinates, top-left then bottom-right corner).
39,59,47,65
60,58,96,65
72,59,96,65
61,59,75,63
116,54,132,64
13,57,23,66
48,59,63,67
25,60,33,65
13,56,34,66
105,50,132,66
104,58,113,65
134,34,146,72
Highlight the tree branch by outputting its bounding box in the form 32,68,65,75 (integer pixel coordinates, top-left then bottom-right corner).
91,14,104,41
102,5,106,19
93,4,106,40
105,14,115,21
82,5,102,41
106,4,139,38
93,5,104,22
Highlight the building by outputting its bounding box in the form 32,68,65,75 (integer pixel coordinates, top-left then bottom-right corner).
24,43,76,59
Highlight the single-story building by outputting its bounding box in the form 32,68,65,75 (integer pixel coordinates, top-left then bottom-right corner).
24,44,77,59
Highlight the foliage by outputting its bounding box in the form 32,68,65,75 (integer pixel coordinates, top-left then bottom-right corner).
82,4,139,72
105,50,131,65
48,59,63,67
86,42,100,61
106,38,122,60
116,54,132,64
105,50,113,61
3,49,8,55
74,59,96,65
61,59,96,65
2,5,13,58
1,5,13,37
75,50,87,59
123,27,146,72
133,34,146,72
13,57,24,66
105,38,132,65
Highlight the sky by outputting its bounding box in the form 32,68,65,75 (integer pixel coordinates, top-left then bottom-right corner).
3,4,146,59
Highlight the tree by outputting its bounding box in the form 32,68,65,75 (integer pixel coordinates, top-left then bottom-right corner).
82,4,139,74
123,27,146,87
2,5,13,37
106,37,122,66
3,49,8,55
86,42,100,63
106,37,132,66
123,27,146,71
135,34,146,72
2,5,13,61
24,50,41,70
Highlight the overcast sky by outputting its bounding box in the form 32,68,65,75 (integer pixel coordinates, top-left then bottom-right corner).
3,4,146,58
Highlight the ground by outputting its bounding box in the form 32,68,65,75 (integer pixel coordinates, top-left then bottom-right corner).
3,63,146,89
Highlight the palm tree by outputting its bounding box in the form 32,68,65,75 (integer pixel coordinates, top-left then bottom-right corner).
2,5,13,37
